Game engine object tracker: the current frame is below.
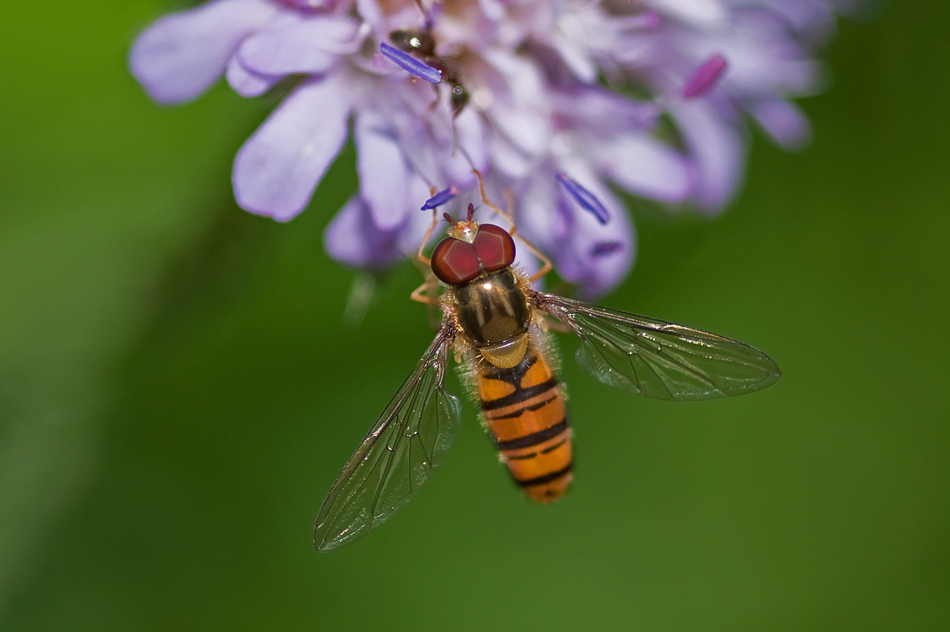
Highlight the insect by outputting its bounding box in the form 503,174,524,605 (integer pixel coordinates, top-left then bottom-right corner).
387,3,469,116
313,173,781,551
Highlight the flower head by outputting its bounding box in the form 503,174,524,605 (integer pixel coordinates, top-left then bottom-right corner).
131,0,854,296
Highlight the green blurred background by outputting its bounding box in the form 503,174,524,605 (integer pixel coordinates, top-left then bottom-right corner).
2,2,948,630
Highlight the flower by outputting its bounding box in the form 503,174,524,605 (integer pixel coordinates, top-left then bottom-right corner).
130,0,854,297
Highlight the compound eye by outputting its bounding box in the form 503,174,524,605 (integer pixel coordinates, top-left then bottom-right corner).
431,238,480,285
472,224,516,273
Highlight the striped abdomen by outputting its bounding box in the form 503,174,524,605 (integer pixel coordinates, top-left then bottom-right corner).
478,344,572,503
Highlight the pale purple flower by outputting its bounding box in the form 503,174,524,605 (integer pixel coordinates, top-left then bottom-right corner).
130,0,854,296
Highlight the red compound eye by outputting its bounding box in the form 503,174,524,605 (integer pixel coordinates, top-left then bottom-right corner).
472,224,515,273
431,237,480,285
430,224,517,286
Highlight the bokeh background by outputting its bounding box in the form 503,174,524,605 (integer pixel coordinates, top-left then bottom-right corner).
2,1,948,630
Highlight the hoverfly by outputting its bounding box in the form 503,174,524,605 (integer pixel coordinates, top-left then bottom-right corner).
313,172,780,551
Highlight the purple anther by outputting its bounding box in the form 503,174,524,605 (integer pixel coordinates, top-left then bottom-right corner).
591,241,622,257
683,53,728,99
556,173,610,224
380,43,442,84
421,185,457,210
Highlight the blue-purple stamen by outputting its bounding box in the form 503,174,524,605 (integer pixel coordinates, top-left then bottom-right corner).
591,241,622,257
683,53,728,99
421,185,457,210
380,43,442,84
556,173,610,224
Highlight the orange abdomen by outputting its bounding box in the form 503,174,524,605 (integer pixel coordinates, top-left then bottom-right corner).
478,346,572,503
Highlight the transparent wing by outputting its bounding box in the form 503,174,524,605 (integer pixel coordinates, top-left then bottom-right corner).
313,326,461,552
536,293,780,401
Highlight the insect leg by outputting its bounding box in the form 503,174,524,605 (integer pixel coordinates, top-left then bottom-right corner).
410,277,441,305
472,169,553,283
416,205,438,267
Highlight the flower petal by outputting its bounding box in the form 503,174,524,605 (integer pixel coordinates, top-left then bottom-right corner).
477,0,505,21
129,0,276,103
516,170,566,249
600,134,692,203
549,35,598,84
482,51,551,157
283,0,331,10
233,74,352,220
645,0,726,27
355,111,410,230
487,132,533,179
671,100,745,212
238,14,358,75
554,88,659,135
447,107,489,182
398,175,440,254
325,196,403,269
748,98,812,149
225,56,280,97
552,179,635,298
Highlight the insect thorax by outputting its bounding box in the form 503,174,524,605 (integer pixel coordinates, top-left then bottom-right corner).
452,268,531,369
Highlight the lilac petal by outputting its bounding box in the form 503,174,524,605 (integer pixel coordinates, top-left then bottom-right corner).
556,173,610,224
645,0,726,26
422,186,457,210
748,98,812,149
554,88,659,135
225,56,280,97
238,14,358,75
398,176,441,254
516,173,562,248
477,0,506,21
355,111,410,230
614,11,661,31
282,0,330,10
718,12,822,96
683,53,728,98
487,133,532,179
671,100,745,213
355,0,382,31
553,183,635,298
481,51,550,156
488,104,549,159
129,0,276,104
380,43,442,84
600,135,692,203
550,36,598,84
325,196,403,269
759,0,837,43
448,107,489,180
233,74,352,220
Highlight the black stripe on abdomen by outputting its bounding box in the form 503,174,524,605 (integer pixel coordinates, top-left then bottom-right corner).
495,419,569,450
505,438,569,461
480,378,559,411
489,393,558,420
514,462,574,487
